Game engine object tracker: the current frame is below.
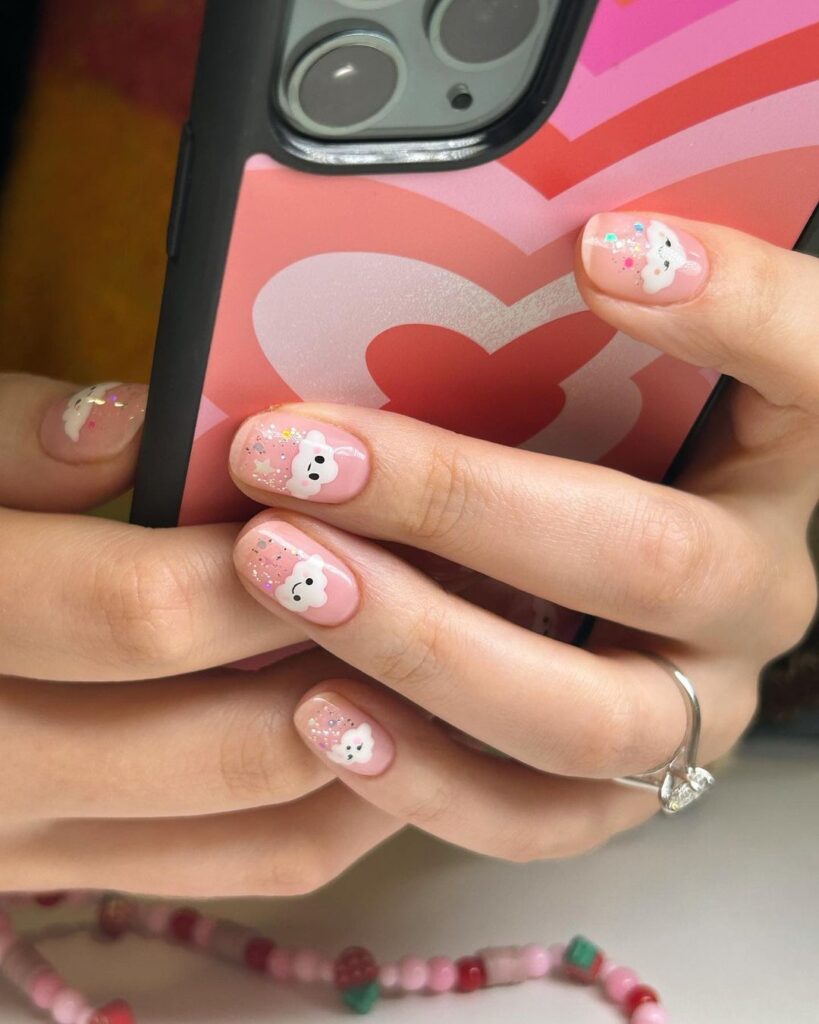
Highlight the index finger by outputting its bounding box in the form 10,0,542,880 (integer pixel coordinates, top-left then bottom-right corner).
0,508,303,681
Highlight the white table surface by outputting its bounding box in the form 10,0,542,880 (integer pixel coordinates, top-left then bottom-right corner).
5,737,818,1024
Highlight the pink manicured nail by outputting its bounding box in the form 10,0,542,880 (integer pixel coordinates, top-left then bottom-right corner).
581,214,708,304
235,519,359,626
231,411,369,503
40,382,147,463
294,690,394,776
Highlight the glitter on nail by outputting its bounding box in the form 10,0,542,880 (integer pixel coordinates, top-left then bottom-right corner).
604,232,617,242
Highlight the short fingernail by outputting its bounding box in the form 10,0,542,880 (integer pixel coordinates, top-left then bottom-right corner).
294,690,394,776
581,214,709,305
235,519,359,626
40,382,147,463
231,411,369,503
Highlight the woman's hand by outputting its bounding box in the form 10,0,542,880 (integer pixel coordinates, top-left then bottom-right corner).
0,374,398,894
228,214,819,863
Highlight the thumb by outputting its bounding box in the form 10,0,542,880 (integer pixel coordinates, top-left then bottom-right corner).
0,373,147,512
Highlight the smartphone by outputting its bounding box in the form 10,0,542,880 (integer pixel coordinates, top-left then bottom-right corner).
132,0,819,646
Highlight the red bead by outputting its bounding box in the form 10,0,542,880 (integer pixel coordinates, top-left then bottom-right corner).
244,937,275,972
456,956,487,993
334,947,378,989
35,892,67,907
90,1000,136,1024
168,908,200,943
624,985,659,1014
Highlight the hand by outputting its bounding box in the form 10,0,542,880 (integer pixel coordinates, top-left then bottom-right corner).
0,374,397,894
228,214,818,862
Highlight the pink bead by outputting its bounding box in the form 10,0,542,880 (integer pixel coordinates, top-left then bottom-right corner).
597,959,619,982
318,957,334,984
76,1010,96,1024
292,948,321,983
51,988,87,1024
547,944,565,972
379,963,400,991
191,916,216,949
427,956,457,993
604,966,640,1004
632,1003,669,1024
398,956,428,992
480,947,528,986
267,947,294,982
520,943,551,979
143,904,172,935
30,971,63,1009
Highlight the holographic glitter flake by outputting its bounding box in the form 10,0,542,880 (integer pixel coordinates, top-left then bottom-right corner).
604,232,617,242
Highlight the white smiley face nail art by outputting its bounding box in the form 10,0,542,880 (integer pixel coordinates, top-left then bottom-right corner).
285,430,340,498
640,221,690,294
62,382,122,442
274,554,329,612
327,722,375,765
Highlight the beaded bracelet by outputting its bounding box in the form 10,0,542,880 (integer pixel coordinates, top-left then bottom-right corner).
0,892,669,1023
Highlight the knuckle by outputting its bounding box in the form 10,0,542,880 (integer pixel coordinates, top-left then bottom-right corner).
409,443,476,544
255,844,334,897
94,544,198,672
736,246,785,354
618,496,714,614
217,700,317,806
371,600,449,694
400,784,455,832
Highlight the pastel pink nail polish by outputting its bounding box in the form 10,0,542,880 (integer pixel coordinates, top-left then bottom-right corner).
231,411,369,503
40,382,147,463
581,214,708,305
294,691,394,776
235,519,359,626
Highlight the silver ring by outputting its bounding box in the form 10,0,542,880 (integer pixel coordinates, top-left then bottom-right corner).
617,653,715,814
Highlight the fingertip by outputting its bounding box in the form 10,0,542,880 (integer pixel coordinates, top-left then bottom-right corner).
294,684,395,777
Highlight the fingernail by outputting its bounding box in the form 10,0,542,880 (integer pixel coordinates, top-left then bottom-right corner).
235,519,359,626
581,214,708,305
294,691,394,776
40,382,147,463
231,411,369,503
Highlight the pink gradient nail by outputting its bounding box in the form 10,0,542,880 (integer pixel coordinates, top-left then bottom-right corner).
235,519,359,626
231,411,369,503
294,691,394,776
40,383,147,464
581,214,708,304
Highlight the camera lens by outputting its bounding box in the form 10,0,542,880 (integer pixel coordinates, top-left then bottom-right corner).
288,33,404,133
431,0,540,66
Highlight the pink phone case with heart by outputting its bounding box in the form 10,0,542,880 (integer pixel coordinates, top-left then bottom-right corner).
178,0,819,642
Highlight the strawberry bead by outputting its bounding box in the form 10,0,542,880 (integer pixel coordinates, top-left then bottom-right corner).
89,1000,136,1024
334,947,380,1014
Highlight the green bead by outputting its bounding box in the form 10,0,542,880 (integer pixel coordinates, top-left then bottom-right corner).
342,980,381,1014
564,935,601,971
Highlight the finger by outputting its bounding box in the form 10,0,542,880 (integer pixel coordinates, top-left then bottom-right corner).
233,513,695,779
292,678,658,862
229,404,761,643
0,374,147,512
0,651,348,820
0,508,303,681
576,212,819,417
4,785,399,897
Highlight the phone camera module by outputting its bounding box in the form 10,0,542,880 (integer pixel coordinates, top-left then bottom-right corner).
430,0,540,67
287,32,406,134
